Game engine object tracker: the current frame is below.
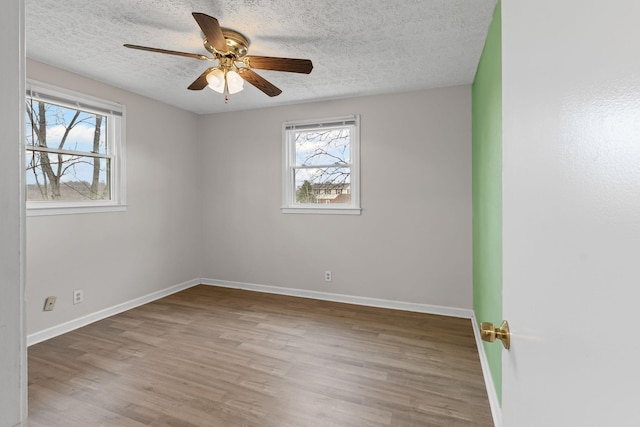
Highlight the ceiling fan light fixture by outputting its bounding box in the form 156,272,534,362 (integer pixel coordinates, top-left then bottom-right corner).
206,68,225,93
124,13,313,101
226,70,244,94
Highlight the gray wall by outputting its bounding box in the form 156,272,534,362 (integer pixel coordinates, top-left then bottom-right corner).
1,0,26,425
24,62,473,338
26,60,203,335
199,87,473,308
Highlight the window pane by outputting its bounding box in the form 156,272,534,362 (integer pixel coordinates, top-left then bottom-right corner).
293,167,351,205
26,100,107,154
295,128,350,166
26,152,111,201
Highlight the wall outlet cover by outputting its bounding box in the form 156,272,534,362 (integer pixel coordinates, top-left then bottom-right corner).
73,289,83,304
43,296,57,311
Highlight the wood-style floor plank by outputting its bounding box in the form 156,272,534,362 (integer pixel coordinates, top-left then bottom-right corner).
28,285,493,426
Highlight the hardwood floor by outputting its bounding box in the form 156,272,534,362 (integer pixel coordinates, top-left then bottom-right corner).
28,285,493,426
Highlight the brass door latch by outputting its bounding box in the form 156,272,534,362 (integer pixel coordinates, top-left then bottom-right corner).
480,320,510,349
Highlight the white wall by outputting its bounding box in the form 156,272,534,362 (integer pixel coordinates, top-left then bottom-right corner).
26,60,203,335
0,1,26,425
199,87,473,308
502,1,640,425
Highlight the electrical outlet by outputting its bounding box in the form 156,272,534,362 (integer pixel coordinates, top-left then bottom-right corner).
73,289,83,305
325,271,332,282
43,296,56,311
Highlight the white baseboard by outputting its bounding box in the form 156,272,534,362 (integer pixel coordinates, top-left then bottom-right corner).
27,278,200,346
27,278,474,345
199,278,474,319
471,313,503,427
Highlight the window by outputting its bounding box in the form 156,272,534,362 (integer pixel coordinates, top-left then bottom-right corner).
282,115,360,214
25,81,126,215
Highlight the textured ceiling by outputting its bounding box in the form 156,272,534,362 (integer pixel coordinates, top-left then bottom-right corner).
25,0,497,115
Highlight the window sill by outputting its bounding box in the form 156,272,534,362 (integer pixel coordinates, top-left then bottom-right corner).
27,203,128,217
281,206,361,215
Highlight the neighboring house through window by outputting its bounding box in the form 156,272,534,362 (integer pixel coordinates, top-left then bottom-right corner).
25,81,126,215
282,115,360,214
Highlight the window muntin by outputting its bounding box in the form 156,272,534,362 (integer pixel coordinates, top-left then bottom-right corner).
25,81,125,215
283,115,360,214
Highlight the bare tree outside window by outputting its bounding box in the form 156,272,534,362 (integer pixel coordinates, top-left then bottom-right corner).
26,99,110,201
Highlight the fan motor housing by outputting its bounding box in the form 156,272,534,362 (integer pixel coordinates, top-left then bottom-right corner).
204,29,249,58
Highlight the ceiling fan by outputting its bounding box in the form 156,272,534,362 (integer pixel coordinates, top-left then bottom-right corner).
124,12,313,103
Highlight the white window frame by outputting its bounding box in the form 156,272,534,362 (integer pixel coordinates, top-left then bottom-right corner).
25,80,126,216
282,115,361,215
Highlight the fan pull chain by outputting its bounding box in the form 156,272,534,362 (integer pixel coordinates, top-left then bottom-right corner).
224,73,229,104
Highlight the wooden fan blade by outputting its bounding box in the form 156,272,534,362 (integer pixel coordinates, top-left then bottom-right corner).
188,67,215,90
243,56,313,74
192,13,228,53
238,69,282,97
123,44,209,60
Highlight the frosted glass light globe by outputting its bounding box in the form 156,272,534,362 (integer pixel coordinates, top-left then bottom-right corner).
206,69,225,93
